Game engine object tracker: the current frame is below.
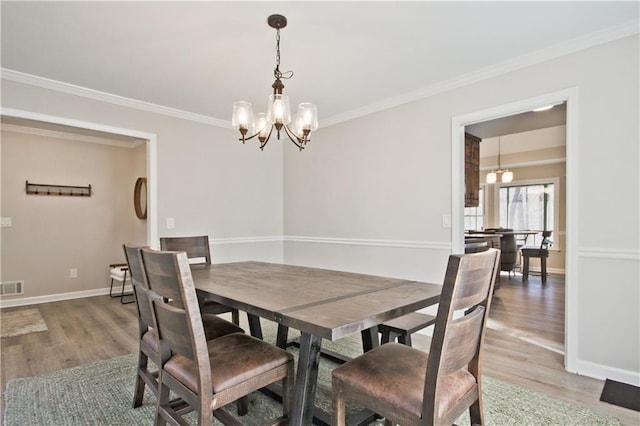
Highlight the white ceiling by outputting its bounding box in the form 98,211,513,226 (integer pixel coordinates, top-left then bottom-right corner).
1,1,638,128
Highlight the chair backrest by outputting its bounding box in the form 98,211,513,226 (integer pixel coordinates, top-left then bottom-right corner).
422,248,500,424
140,248,213,395
160,236,211,265
499,233,517,267
123,244,155,337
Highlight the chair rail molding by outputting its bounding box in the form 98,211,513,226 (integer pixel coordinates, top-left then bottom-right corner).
210,236,283,245
577,247,640,260
284,235,451,251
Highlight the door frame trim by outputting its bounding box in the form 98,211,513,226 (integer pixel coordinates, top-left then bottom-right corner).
1,107,158,248
450,87,579,373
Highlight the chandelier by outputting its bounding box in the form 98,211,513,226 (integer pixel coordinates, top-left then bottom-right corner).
486,136,513,184
232,14,318,151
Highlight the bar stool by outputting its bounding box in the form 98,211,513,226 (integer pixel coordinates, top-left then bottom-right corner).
378,312,436,346
522,231,552,283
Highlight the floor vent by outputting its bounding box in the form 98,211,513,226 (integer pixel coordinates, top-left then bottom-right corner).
1,281,24,296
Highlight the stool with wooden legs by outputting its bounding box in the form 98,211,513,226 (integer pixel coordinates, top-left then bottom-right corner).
521,231,553,284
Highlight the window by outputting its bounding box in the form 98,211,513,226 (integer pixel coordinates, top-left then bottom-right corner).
464,187,484,231
499,182,555,246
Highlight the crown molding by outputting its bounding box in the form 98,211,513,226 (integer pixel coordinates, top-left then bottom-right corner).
2,19,637,129
0,68,232,128
0,123,145,148
321,20,639,127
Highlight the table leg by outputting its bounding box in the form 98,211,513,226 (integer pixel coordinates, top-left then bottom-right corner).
361,326,380,352
276,324,289,349
247,314,263,339
291,332,323,426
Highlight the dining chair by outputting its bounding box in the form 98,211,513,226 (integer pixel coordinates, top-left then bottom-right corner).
521,231,553,283
160,236,240,325
332,248,500,426
123,244,245,411
140,247,294,426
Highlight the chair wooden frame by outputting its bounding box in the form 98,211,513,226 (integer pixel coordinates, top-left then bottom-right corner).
160,236,240,325
123,244,244,412
109,263,134,304
521,231,553,283
140,248,294,426
332,249,500,426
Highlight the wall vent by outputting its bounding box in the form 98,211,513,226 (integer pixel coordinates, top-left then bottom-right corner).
1,281,24,296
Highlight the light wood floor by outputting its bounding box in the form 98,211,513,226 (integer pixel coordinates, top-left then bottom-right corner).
1,273,638,425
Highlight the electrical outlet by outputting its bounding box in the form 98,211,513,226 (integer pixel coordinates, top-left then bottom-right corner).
70,268,78,278
166,217,175,229
0,217,12,227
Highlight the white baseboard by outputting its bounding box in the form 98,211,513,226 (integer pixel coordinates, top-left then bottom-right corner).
0,285,133,308
574,359,640,387
519,267,565,275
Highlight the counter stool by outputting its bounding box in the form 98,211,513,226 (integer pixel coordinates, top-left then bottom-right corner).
521,231,552,284
378,312,436,346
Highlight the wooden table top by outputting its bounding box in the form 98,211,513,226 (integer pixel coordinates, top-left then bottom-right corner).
191,261,442,340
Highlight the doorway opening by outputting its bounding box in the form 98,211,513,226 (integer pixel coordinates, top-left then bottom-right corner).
451,87,578,373
1,108,158,308
1,108,158,247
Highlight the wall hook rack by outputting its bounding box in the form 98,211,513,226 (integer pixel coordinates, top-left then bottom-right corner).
26,181,92,197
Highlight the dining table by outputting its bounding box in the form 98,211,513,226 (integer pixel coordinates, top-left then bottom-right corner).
190,261,442,426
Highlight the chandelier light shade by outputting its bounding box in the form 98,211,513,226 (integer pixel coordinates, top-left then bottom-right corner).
232,14,318,151
486,136,514,184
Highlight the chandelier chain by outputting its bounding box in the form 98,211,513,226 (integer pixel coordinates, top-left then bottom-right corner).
274,28,293,80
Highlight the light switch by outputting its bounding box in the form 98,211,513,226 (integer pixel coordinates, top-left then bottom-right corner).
442,214,451,229
166,217,175,229
0,217,12,227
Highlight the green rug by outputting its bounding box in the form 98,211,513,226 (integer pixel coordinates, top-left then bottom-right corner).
4,322,621,425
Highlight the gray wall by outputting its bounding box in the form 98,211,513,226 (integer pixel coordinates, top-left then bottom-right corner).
1,130,146,298
284,35,639,384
